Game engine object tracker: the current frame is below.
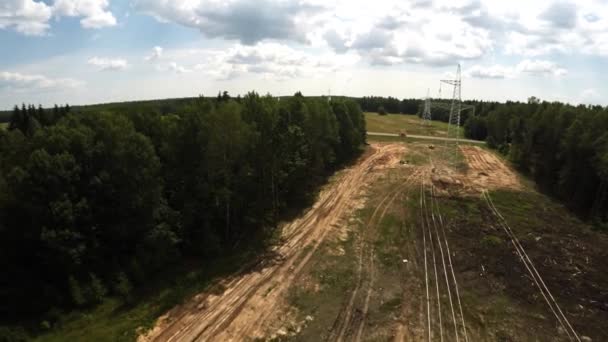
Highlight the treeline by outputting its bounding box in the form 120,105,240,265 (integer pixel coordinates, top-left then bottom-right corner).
462,99,608,225
0,93,366,325
357,96,420,114
6,104,71,135
417,99,500,130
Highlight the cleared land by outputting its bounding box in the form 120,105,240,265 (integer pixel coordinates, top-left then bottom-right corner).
138,144,407,341
0,122,7,130
365,112,464,138
39,113,606,341
134,141,607,342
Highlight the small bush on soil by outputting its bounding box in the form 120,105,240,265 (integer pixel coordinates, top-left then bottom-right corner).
481,235,503,248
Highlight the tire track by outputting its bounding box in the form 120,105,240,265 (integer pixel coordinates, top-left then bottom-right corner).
140,144,407,342
426,181,459,342
334,169,420,342
421,179,443,342
355,170,421,342
431,183,469,342
420,180,432,342
482,190,580,342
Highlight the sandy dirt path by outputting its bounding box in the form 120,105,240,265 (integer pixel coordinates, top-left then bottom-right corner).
138,143,406,342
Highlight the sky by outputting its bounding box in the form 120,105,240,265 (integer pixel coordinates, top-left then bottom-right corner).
1,0,607,109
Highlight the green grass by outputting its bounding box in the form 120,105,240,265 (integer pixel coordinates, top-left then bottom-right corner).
365,112,463,137
0,122,7,130
34,248,267,342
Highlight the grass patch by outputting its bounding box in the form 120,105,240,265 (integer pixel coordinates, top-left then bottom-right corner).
365,112,463,138
34,245,269,342
481,235,504,248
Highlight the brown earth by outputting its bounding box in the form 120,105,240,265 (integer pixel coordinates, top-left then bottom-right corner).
138,143,407,342
460,145,521,191
139,141,608,342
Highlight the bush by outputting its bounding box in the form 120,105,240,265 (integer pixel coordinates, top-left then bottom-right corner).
88,273,107,304
114,272,133,302
378,106,387,115
68,276,86,307
0,326,28,342
481,235,503,248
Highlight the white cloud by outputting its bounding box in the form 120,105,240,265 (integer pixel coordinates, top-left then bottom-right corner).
0,71,83,90
465,65,516,79
190,42,359,81
52,0,116,28
516,59,567,76
0,0,116,35
466,59,567,79
133,0,321,45
87,57,128,71
0,0,52,36
145,46,163,61
580,88,599,99
156,62,192,73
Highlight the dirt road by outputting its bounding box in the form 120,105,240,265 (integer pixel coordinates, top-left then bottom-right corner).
138,143,406,342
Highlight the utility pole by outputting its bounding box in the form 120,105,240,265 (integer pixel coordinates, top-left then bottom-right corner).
440,64,462,143
422,88,432,125
435,64,475,163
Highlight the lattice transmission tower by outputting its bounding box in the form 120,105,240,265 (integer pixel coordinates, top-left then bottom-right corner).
435,64,475,163
422,88,432,125
441,64,463,143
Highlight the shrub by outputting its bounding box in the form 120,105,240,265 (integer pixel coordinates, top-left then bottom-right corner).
0,326,28,342
378,106,387,115
481,235,503,248
88,273,107,304
68,276,86,307
114,272,133,302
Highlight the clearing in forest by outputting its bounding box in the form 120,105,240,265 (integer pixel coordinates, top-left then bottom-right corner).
365,112,463,138
140,140,608,342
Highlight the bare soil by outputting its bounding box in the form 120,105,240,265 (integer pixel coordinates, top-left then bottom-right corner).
139,141,608,342
460,145,522,191
138,143,407,342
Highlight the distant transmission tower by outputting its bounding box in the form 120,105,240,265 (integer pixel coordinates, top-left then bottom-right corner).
436,64,475,162
422,88,432,125
441,64,462,143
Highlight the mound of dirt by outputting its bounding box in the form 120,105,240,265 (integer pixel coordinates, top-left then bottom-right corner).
460,146,522,191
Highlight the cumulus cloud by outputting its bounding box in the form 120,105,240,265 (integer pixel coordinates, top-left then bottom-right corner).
0,0,52,35
0,71,82,90
145,46,163,61
466,59,567,79
516,59,568,76
87,57,128,71
0,0,116,35
466,65,516,79
52,0,116,28
323,29,349,53
129,0,608,66
133,0,322,45
190,42,358,81
539,2,578,29
156,62,192,73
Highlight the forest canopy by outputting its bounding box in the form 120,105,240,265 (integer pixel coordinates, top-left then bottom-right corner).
0,93,366,323
461,99,608,226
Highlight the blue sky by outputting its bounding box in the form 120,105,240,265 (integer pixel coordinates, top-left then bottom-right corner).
1,0,607,109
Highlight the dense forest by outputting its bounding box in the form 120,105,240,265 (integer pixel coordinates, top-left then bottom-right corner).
357,96,420,114
0,93,366,330
460,99,608,226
